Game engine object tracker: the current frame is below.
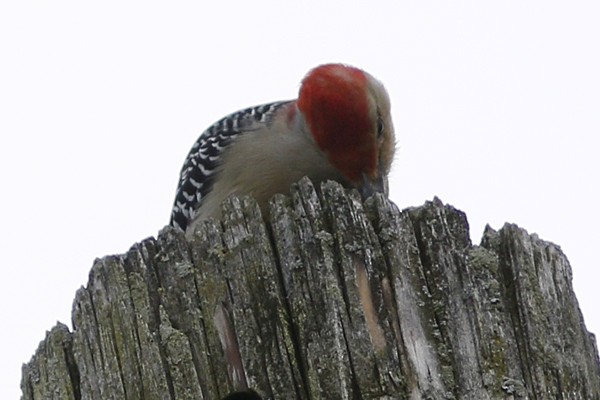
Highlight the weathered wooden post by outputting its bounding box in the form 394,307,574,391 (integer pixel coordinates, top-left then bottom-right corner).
21,179,600,399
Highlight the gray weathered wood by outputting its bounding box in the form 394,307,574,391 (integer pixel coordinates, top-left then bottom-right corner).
21,178,600,399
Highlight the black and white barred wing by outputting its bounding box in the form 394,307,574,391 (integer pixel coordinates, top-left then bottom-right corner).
170,100,292,231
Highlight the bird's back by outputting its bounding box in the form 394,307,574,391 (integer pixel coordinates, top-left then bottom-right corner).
170,100,292,231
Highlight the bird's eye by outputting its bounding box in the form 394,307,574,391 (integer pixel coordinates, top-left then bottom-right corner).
377,116,384,138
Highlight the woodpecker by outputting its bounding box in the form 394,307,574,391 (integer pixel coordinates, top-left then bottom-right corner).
170,63,395,235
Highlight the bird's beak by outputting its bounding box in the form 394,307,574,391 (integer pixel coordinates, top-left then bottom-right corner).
359,172,387,199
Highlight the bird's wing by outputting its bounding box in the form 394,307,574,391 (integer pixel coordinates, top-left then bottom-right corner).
170,100,292,231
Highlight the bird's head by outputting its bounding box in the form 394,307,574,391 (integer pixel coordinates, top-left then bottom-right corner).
297,63,395,198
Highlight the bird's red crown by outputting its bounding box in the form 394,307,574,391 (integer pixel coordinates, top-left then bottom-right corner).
297,64,378,184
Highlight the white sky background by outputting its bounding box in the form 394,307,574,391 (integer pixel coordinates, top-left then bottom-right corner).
1,1,599,397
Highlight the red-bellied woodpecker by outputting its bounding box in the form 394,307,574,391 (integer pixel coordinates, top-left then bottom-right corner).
170,63,395,235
